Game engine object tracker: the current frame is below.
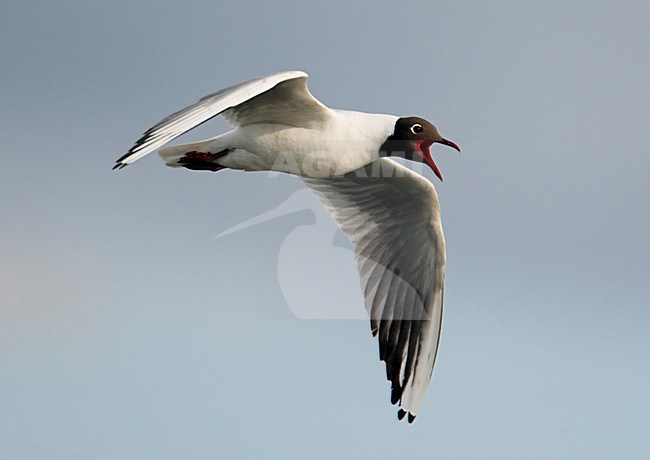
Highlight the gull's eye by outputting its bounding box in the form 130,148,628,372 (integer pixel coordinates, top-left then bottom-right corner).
410,123,423,134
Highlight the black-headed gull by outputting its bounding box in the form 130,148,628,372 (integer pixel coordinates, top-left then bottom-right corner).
115,71,460,423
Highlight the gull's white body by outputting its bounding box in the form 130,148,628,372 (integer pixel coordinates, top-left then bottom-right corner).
115,71,448,423
161,110,398,177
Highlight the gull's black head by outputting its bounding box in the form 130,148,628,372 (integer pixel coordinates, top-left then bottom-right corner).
380,116,460,181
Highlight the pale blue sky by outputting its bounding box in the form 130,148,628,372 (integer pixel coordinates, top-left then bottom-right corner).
2,1,649,458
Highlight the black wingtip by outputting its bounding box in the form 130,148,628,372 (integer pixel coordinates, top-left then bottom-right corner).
398,409,416,423
390,385,402,405
112,162,127,170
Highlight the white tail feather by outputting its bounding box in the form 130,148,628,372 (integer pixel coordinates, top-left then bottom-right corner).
157,138,223,168
158,144,191,167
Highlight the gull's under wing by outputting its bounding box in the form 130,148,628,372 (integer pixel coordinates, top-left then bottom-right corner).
302,158,446,422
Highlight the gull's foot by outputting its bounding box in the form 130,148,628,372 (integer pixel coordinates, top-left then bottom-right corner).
177,150,230,172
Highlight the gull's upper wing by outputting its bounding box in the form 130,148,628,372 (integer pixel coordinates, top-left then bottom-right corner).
302,158,445,423
114,70,331,169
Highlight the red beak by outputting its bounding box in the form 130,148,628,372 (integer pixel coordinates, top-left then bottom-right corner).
416,138,460,182
438,137,461,153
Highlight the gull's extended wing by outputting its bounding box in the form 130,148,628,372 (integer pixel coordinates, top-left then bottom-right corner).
303,158,446,422
114,71,331,169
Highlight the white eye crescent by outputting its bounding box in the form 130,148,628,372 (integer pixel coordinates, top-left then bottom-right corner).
410,123,423,134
